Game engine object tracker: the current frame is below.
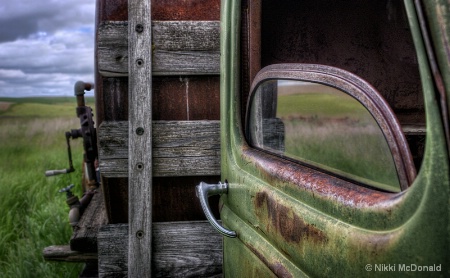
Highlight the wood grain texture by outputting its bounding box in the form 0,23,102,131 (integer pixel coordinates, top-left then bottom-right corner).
98,221,223,278
98,121,221,177
42,245,97,263
128,0,153,276
97,21,220,76
99,176,221,224
70,188,108,252
97,123,422,177
99,77,129,124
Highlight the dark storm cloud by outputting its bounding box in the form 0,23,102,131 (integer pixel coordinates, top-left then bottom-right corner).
0,16,38,43
0,0,96,97
0,1,95,41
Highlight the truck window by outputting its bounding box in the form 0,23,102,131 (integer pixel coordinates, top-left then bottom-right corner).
245,64,416,192
248,79,400,191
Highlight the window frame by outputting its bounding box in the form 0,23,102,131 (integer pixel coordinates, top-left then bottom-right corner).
244,63,416,191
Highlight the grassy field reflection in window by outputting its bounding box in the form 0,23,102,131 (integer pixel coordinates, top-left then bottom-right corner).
250,80,401,192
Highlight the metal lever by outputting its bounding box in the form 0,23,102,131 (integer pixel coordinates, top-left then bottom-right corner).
58,184,76,195
45,169,71,177
196,181,237,238
45,130,76,177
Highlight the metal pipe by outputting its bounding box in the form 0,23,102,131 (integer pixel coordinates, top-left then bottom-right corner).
74,81,94,107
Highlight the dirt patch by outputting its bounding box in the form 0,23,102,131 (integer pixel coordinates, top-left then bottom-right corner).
0,102,13,112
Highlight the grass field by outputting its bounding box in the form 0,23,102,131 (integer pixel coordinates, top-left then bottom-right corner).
0,97,94,277
276,90,400,191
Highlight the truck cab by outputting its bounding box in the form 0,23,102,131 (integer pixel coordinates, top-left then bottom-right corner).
45,0,450,276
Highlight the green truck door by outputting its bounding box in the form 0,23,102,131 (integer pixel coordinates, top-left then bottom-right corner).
214,0,450,276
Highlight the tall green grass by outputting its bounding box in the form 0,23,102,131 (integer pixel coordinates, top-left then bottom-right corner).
0,98,94,277
282,119,400,191
276,91,401,192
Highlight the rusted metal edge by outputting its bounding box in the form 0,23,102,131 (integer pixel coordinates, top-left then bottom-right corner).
245,64,416,190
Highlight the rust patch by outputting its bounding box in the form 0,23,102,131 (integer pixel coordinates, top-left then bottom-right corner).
152,0,221,20
246,244,294,278
256,191,327,244
98,0,220,21
98,0,128,21
243,146,399,208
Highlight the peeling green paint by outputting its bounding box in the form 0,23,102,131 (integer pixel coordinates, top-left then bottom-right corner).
220,0,450,276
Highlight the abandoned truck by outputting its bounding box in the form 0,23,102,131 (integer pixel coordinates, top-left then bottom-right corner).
43,0,450,277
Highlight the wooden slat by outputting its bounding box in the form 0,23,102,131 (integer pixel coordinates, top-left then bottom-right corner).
97,21,220,77
98,221,223,278
70,188,108,252
402,124,426,136
99,121,422,177
128,0,153,276
98,121,221,177
43,245,97,263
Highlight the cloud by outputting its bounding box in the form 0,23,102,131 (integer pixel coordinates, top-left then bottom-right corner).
0,72,93,97
0,31,93,74
0,69,27,79
0,0,96,97
0,0,95,42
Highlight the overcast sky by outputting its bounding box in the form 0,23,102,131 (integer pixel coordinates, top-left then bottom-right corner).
0,0,96,97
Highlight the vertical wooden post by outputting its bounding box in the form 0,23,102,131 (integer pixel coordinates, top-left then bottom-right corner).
128,0,152,277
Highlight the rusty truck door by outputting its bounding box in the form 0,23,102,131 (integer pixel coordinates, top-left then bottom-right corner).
198,0,450,276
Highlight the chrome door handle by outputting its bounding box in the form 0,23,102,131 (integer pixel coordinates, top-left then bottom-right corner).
196,181,237,238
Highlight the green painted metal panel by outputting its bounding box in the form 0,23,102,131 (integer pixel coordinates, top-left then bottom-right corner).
422,0,450,112
220,0,450,276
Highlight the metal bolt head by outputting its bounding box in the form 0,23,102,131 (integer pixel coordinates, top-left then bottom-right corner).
136,127,144,135
135,24,144,33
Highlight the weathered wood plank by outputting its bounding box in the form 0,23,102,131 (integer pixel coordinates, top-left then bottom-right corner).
98,122,421,177
98,221,223,278
97,21,220,77
97,21,128,77
128,0,153,276
402,124,426,136
98,121,221,177
153,21,219,50
43,245,97,263
70,188,108,253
